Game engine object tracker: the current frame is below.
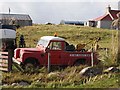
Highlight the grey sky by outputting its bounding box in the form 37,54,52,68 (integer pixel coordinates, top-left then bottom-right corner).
0,0,119,24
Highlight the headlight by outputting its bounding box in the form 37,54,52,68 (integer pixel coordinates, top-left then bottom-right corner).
14,49,21,58
14,49,18,58
19,50,23,58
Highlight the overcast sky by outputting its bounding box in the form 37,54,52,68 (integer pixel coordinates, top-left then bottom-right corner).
0,0,119,24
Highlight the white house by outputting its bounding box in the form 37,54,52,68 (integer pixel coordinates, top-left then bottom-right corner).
85,5,120,29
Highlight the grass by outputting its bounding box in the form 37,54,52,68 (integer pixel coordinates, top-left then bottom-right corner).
16,24,115,48
16,24,118,65
2,24,120,88
2,67,120,88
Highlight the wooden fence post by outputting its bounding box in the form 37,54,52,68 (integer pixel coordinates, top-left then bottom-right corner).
91,52,94,67
8,49,14,72
48,52,51,73
91,44,94,67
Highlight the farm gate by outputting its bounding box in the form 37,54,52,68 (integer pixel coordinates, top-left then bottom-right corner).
0,49,13,72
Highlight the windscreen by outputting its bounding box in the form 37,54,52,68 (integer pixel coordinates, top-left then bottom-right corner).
37,39,49,48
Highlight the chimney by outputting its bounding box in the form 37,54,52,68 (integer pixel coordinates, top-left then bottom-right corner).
106,5,111,14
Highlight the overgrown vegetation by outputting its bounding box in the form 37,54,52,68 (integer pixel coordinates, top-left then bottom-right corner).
16,24,118,65
2,24,120,88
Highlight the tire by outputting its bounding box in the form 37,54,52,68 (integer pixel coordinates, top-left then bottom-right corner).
74,61,81,66
23,58,40,73
24,63,35,73
74,59,86,66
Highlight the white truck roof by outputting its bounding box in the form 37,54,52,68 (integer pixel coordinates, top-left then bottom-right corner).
0,29,16,39
41,36,65,41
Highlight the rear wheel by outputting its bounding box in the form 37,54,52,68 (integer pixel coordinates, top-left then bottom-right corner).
74,59,86,66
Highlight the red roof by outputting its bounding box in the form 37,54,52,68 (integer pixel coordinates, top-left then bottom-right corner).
92,9,120,21
93,14,112,21
110,10,120,19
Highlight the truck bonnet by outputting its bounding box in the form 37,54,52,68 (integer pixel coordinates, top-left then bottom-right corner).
20,48,45,53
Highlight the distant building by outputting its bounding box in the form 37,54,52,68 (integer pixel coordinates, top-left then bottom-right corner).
85,5,120,29
0,14,32,27
60,20,84,26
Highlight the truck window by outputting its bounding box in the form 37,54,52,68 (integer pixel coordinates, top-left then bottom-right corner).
49,42,62,50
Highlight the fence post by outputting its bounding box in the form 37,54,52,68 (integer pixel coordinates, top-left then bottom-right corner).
8,49,14,72
91,52,94,67
48,52,51,73
91,44,94,67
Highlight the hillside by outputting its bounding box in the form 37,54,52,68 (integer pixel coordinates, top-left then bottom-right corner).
16,24,116,48
2,24,120,88
16,24,118,66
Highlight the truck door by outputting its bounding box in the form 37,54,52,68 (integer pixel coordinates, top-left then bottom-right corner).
49,41,62,65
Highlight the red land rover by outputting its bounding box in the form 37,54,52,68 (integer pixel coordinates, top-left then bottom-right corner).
13,36,99,70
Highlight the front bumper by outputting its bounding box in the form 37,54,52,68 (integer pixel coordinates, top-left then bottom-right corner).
12,57,24,72
12,57,22,65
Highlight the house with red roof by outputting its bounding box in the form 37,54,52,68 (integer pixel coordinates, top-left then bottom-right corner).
85,5,120,29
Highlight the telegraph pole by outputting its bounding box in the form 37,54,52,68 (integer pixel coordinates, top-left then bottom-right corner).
0,22,2,29
9,8,11,14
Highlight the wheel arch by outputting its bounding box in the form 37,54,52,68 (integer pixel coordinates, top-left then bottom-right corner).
24,57,40,65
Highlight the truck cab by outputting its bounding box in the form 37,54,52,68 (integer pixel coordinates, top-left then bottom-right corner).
13,36,99,70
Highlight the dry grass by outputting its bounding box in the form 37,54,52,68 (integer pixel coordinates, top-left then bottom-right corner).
2,24,119,88
2,65,120,88
16,24,118,65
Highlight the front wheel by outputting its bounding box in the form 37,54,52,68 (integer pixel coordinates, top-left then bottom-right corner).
23,58,40,73
24,63,35,73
